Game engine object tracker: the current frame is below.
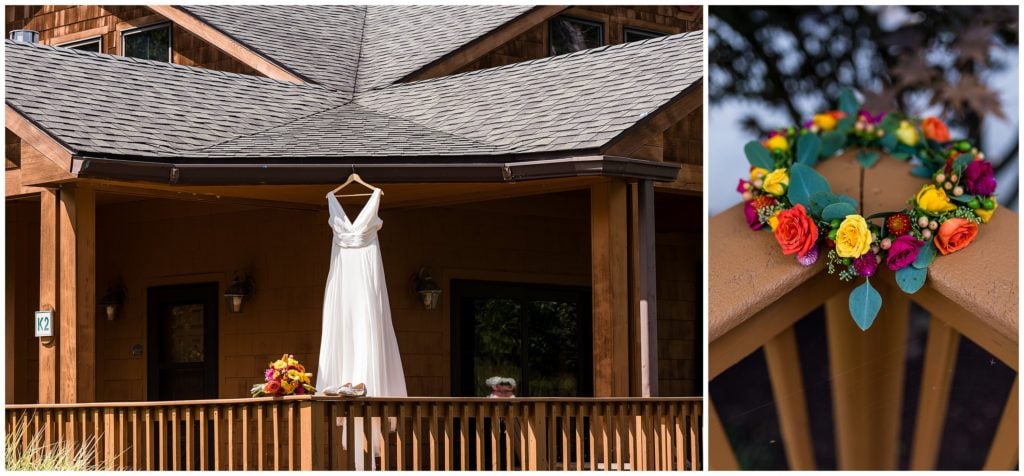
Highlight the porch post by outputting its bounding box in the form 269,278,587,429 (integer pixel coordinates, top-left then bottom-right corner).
591,179,630,397
58,185,96,403
39,189,60,403
637,180,659,397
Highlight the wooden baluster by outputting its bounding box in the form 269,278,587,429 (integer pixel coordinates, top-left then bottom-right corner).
285,403,293,470
690,403,701,471
270,403,279,470
185,407,194,470
199,406,209,470
444,403,453,471
345,402,356,470
241,405,249,470
909,318,960,469
410,403,421,470
91,408,101,468
489,403,499,471
460,402,470,471
574,403,584,471
984,377,1019,470
396,403,406,471
381,403,391,471
215,405,224,470
257,403,265,470
517,404,527,470
430,403,439,470
169,407,179,471
103,408,116,470
143,407,154,470
333,403,347,471
763,327,816,469
227,405,235,470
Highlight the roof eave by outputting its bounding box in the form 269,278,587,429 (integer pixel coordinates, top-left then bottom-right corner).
73,155,679,186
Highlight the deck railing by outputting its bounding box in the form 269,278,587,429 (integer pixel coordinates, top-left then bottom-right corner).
708,152,1018,470
5,396,702,471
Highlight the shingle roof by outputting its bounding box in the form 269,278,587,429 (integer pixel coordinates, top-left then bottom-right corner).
4,40,342,157
180,5,365,96
355,31,703,154
5,30,702,161
178,5,533,95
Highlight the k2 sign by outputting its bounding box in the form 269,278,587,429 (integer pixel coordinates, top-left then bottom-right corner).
35,310,53,337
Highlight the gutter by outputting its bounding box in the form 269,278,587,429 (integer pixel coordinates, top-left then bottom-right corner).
73,155,680,185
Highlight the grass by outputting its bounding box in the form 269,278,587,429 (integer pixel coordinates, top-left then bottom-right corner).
5,416,99,471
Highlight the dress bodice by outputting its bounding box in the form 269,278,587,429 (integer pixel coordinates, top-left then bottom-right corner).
327,189,382,249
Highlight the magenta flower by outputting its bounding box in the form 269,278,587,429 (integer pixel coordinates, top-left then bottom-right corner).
853,252,878,277
886,235,924,271
859,110,884,125
265,368,275,381
797,244,819,266
963,160,997,196
743,201,764,230
737,178,751,193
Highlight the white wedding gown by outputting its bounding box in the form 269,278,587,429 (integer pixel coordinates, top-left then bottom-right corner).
317,188,407,469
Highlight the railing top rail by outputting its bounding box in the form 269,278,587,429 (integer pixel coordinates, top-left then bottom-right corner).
710,152,1018,346
5,395,703,410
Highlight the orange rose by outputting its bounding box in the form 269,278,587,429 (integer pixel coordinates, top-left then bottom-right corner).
773,204,819,258
934,218,978,255
921,116,951,143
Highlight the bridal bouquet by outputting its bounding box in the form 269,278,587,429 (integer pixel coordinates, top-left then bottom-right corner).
251,354,316,397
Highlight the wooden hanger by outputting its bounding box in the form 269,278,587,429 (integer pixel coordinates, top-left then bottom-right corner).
330,172,383,198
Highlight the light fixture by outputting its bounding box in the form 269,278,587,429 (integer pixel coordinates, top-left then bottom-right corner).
224,273,254,314
99,284,126,321
412,267,442,311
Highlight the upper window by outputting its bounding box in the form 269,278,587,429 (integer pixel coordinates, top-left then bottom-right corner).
122,23,171,62
548,16,604,56
60,36,102,53
624,27,665,43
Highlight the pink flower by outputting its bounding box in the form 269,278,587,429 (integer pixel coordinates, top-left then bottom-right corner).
265,368,275,381
963,160,997,196
743,201,764,230
853,252,878,277
886,235,924,271
737,178,751,193
859,110,884,125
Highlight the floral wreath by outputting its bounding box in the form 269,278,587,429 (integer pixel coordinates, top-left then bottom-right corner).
737,90,998,330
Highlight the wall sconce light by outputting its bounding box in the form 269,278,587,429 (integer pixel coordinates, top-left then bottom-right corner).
412,267,442,311
99,284,126,321
224,273,254,314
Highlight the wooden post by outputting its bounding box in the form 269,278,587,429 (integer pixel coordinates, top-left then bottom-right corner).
6,204,17,403
58,185,96,403
825,282,909,470
591,180,630,397
983,376,1018,470
637,180,659,397
708,399,738,470
299,400,325,470
39,188,60,404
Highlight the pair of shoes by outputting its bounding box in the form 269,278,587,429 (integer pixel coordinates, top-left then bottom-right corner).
339,383,366,397
321,385,342,396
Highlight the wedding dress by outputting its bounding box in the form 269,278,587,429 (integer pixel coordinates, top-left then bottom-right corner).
316,188,407,469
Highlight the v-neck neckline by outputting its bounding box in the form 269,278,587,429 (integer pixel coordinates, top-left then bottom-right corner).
330,188,379,227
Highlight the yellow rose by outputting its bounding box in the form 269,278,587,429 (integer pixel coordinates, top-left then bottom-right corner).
765,134,788,152
286,369,301,381
762,168,790,196
896,120,919,146
915,185,957,214
975,202,997,223
273,360,287,370
813,113,837,131
768,210,781,230
750,167,769,182
835,215,872,258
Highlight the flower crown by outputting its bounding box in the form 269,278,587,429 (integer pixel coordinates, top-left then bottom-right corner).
737,90,998,330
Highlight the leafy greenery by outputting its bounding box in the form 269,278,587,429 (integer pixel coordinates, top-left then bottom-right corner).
849,279,882,330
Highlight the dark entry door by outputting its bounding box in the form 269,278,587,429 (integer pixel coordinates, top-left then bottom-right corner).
451,280,593,397
147,282,219,401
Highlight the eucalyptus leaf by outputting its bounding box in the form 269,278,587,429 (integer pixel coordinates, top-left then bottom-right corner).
788,163,832,211
953,153,973,173
911,164,935,178
838,88,859,118
810,191,838,217
822,202,857,221
849,279,882,331
949,193,976,203
797,133,822,165
895,265,927,294
880,131,898,151
856,150,880,168
836,117,855,134
890,152,910,161
834,194,858,207
820,130,846,157
744,141,775,170
912,241,937,269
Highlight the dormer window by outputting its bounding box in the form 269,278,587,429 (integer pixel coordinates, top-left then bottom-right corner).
624,27,665,43
60,36,102,53
122,23,171,62
548,16,604,56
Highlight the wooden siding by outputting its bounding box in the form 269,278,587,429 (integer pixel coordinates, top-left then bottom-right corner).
5,5,259,76
656,231,700,396
453,6,702,74
6,201,41,404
